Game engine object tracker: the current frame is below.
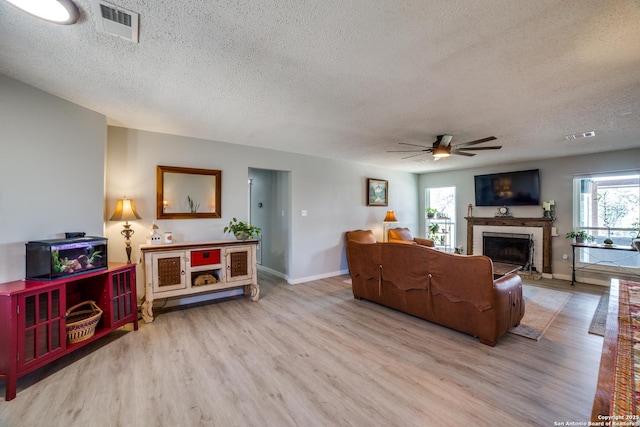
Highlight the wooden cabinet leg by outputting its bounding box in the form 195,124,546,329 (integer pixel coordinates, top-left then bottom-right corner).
141,300,154,323
250,283,260,301
4,375,16,401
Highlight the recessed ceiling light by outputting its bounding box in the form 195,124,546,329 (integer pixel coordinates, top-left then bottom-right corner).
3,0,79,25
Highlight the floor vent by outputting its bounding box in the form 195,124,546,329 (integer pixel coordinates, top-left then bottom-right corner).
91,0,139,43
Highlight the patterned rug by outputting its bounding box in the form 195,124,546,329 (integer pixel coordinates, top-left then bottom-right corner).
611,280,640,416
589,292,609,336
508,285,572,341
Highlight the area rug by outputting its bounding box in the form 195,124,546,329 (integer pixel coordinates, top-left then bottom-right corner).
508,284,572,341
610,280,640,417
588,292,609,336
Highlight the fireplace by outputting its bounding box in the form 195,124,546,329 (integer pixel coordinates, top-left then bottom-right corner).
483,232,533,270
465,216,553,276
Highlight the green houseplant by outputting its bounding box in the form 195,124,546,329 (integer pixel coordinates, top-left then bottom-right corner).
428,222,440,241
224,218,261,240
565,230,594,244
426,207,438,219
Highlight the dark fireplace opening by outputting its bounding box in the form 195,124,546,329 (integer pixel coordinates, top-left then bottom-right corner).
482,232,533,269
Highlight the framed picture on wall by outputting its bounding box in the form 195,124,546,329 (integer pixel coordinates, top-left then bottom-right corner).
367,178,388,206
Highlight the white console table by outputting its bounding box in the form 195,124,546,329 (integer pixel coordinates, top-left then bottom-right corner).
140,240,259,323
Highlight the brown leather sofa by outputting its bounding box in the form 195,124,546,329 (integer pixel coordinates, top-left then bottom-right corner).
345,230,524,346
388,227,434,246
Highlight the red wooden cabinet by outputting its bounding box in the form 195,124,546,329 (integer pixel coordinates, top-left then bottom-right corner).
0,263,138,401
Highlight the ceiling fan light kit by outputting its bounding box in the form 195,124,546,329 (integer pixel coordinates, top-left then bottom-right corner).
432,147,451,158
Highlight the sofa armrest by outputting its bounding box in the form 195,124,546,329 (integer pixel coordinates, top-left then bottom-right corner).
388,239,417,245
413,238,434,247
493,273,524,316
494,273,522,294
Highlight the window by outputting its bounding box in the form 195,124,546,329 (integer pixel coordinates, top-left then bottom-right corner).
426,186,456,250
573,172,640,268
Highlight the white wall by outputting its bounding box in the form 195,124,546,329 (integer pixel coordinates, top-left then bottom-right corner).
0,75,106,282
419,147,640,284
106,126,419,292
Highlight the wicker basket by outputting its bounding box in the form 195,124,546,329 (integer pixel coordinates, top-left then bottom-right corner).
65,301,103,344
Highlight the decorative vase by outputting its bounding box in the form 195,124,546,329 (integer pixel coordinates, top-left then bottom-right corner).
234,231,249,240
575,236,584,244
604,238,614,245
632,238,640,251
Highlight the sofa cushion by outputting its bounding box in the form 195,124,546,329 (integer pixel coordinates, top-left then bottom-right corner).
388,228,434,247
345,230,377,243
388,227,414,242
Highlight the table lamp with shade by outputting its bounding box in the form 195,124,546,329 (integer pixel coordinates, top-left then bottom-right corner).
109,197,141,263
382,210,398,242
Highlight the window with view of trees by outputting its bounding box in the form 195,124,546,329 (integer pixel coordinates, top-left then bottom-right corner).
573,172,640,268
426,186,456,250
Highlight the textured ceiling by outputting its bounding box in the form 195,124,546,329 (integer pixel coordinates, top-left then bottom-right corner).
1,0,640,173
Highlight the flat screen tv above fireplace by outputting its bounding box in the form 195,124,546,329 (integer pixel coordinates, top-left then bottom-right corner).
474,169,540,206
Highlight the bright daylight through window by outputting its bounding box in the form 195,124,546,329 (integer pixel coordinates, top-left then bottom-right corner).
573,172,640,269
426,187,456,251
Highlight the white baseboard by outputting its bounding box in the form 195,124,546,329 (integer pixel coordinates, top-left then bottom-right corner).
287,269,350,285
257,265,287,279
552,273,610,287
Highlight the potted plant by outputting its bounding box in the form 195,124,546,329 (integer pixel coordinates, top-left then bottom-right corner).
565,230,594,244
426,207,438,219
224,218,261,240
428,222,440,241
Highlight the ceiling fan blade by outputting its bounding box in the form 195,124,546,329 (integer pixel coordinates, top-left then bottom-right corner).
453,136,497,148
402,153,427,160
398,142,432,149
456,145,502,151
388,149,433,153
451,150,476,157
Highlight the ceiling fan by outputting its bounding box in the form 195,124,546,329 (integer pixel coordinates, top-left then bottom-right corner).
388,134,501,160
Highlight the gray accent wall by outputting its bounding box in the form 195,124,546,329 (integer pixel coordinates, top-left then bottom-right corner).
0,75,106,283
105,127,420,294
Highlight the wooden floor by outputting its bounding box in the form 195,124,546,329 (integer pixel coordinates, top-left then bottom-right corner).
0,272,607,426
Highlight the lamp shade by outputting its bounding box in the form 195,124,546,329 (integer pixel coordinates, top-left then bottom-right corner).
109,198,142,221
383,210,398,223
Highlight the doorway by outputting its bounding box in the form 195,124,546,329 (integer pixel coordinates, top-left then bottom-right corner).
248,168,291,278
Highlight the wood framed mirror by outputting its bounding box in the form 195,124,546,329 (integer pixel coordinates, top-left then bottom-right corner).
156,165,222,219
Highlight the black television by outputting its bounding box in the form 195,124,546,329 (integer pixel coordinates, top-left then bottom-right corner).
474,169,540,206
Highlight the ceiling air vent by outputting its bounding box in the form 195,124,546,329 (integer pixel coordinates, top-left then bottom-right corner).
91,0,139,43
565,131,596,141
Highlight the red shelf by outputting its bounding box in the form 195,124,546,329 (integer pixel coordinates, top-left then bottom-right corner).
0,263,138,401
